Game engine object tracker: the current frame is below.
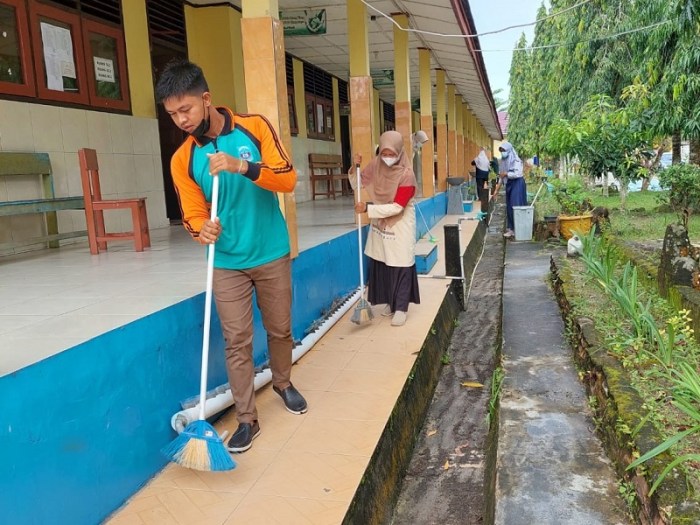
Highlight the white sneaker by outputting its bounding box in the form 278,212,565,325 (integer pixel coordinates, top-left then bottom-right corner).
391,311,407,326
381,304,393,317
503,230,514,238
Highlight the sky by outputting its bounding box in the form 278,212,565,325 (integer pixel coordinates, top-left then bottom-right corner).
469,1,549,104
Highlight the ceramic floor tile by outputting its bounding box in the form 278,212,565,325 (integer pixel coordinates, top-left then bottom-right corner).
328,368,409,397
286,362,343,391
0,314,51,335
0,295,102,316
224,494,347,525
293,349,356,370
248,451,369,502
302,390,396,422
284,418,386,456
343,350,417,374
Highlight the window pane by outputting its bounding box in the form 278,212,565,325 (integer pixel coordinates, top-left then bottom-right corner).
39,18,79,93
316,102,324,134
88,31,120,99
0,4,22,84
306,98,315,134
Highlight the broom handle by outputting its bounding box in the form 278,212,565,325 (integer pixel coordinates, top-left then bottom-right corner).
356,164,364,296
199,174,219,421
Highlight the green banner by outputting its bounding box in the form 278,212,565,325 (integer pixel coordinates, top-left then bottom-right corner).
281,9,327,36
371,69,395,88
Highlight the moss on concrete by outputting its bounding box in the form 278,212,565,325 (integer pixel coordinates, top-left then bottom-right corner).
551,257,700,524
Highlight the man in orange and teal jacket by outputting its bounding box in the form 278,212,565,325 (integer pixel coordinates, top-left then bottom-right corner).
156,60,307,454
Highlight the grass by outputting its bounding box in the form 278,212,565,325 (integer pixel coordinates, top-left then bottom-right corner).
588,189,700,243
563,247,700,495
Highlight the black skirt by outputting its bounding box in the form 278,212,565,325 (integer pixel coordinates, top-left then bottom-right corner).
367,259,421,313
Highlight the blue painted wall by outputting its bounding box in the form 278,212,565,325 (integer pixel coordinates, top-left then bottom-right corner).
415,192,447,241
0,194,444,525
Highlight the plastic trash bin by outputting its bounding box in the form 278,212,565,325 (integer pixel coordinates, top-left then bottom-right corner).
513,205,534,241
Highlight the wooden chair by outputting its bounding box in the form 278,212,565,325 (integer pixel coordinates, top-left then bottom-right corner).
308,153,349,200
78,148,150,255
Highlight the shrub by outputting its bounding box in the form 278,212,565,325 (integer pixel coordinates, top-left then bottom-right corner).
657,164,700,230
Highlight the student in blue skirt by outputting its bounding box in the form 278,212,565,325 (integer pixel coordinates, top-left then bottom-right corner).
498,141,527,238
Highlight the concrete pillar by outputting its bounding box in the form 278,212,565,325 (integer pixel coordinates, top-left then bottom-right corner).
455,94,464,179
436,69,447,192
241,0,297,257
185,5,246,113
122,0,155,117
418,48,434,197
393,13,412,155
447,84,457,178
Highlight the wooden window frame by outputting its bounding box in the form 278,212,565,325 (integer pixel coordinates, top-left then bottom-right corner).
305,93,334,141
287,86,298,136
81,17,130,111
0,0,36,97
28,0,89,105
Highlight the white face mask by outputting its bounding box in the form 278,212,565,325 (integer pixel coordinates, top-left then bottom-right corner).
382,156,399,167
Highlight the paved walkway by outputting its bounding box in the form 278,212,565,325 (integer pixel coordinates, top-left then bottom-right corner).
496,242,629,524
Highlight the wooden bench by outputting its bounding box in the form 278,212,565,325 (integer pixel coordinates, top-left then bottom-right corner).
308,153,350,200
0,152,85,250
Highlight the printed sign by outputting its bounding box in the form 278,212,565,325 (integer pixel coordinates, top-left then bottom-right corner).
281,9,327,36
93,57,115,83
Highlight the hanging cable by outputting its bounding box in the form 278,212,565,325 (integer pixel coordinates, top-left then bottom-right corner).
359,0,592,39
479,19,672,53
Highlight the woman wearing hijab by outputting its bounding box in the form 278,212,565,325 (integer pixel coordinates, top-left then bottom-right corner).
498,141,527,238
472,147,491,190
350,130,420,327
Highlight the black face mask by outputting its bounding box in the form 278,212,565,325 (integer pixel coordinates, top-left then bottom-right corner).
190,99,210,139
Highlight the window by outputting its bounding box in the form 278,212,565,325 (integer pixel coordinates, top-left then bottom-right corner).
82,18,129,110
29,1,88,104
1,0,129,111
303,61,334,141
287,88,297,135
0,0,35,96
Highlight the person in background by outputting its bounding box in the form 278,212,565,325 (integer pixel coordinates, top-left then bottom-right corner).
472,147,491,190
155,59,307,455
498,141,527,238
351,130,420,327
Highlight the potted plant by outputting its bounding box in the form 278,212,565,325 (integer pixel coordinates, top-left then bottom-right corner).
533,188,560,240
551,176,593,240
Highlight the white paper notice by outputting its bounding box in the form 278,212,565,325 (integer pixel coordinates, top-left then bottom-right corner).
40,22,76,92
93,57,115,83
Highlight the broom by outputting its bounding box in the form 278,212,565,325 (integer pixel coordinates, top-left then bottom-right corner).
351,164,374,325
162,174,236,471
416,204,437,243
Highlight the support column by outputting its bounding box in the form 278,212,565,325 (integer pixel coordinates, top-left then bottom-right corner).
462,103,470,179
123,0,155,118
436,69,447,192
241,0,298,257
185,5,246,112
348,0,374,224
418,48,434,197
455,94,464,178
393,13,412,155
447,84,457,177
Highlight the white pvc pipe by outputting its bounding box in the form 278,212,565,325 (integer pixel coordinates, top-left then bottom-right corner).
171,288,362,433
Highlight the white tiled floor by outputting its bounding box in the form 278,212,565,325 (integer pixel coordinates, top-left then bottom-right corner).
0,196,359,376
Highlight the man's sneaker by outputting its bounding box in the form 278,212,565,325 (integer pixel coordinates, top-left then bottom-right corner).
273,383,308,415
226,421,260,453
381,304,393,317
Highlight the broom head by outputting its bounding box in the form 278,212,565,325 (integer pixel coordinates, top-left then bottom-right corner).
161,419,236,471
351,298,374,325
